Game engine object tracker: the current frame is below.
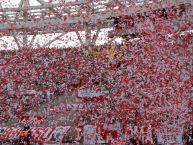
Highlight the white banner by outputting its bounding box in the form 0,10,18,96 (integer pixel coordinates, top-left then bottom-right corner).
127,125,153,144
84,125,96,145
19,89,37,95
78,89,100,98
46,126,70,142
66,103,84,111
157,127,183,145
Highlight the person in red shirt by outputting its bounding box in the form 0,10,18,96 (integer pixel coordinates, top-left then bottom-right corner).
19,125,32,145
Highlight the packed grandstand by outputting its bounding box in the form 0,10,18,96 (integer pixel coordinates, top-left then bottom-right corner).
0,0,193,144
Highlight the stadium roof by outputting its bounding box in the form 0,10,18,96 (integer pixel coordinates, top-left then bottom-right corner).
0,0,192,50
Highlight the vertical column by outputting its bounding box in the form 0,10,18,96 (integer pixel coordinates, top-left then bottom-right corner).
85,22,92,46
22,0,30,49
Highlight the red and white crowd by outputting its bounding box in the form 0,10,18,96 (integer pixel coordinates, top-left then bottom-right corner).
0,2,193,143
0,34,192,143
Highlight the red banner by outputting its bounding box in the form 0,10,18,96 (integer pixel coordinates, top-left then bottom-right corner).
0,126,71,143
19,116,46,125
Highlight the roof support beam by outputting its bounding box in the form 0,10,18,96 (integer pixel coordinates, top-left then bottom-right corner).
76,31,84,47
36,0,62,19
92,27,100,45
29,35,36,48
13,35,22,50
15,0,25,21
42,32,67,48
0,3,8,19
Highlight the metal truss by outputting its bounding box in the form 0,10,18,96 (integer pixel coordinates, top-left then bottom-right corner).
0,0,192,49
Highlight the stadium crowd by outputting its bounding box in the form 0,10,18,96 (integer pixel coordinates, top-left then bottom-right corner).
0,0,193,144
0,33,193,143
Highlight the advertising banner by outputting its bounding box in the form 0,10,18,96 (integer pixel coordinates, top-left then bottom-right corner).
78,89,101,98
157,126,183,145
84,125,96,145
0,126,71,143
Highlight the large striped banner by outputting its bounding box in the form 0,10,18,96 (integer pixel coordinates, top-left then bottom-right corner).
0,126,71,143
